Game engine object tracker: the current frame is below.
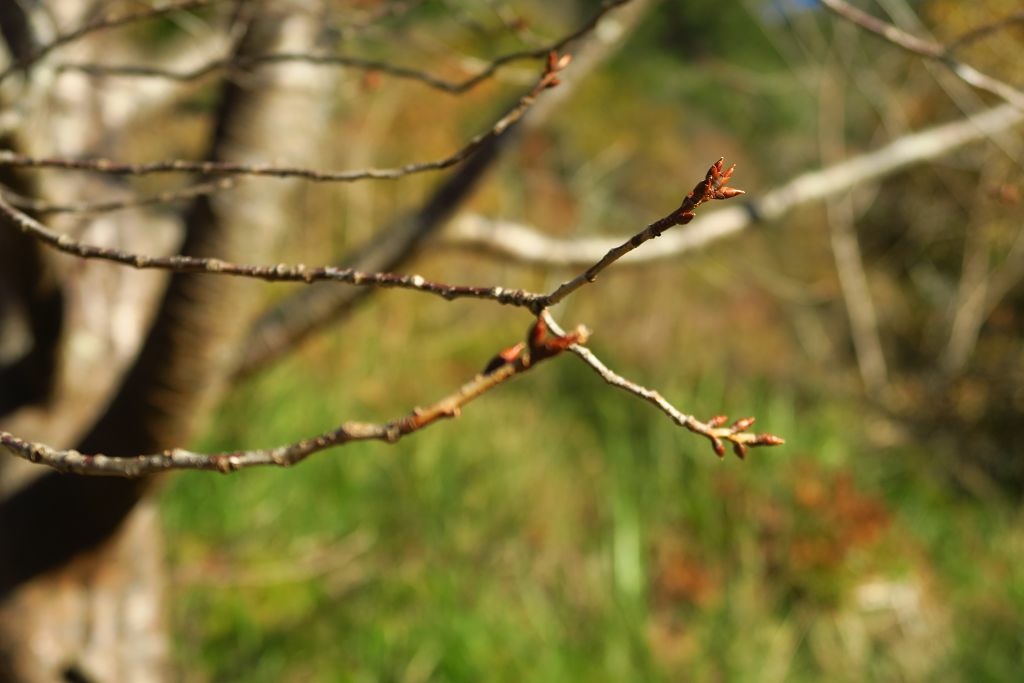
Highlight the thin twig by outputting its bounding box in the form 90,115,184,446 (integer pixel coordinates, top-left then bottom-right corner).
0,178,236,215
0,0,218,84
820,0,1024,111
0,319,590,476
55,0,630,94
0,191,546,309
540,158,744,308
0,52,569,182
541,313,783,460
945,11,1024,52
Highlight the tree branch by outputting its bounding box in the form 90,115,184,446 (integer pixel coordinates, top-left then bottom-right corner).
55,0,631,94
444,103,1024,267
0,52,569,182
820,0,1024,111
0,0,218,84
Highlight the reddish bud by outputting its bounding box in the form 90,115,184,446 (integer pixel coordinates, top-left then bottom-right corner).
528,317,548,353
754,434,785,446
732,442,748,460
481,341,525,374
711,438,726,458
731,417,756,433
707,415,729,428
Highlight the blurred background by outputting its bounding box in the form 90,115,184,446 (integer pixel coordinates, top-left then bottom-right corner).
2,0,1023,681
160,1,1023,680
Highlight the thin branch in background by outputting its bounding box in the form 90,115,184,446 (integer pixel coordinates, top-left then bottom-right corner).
444,103,1023,268
819,64,888,395
945,11,1024,52
540,157,745,308
53,0,625,90
541,313,784,460
0,178,236,215
233,0,654,379
820,0,1024,111
0,0,218,84
0,51,569,183
56,0,629,94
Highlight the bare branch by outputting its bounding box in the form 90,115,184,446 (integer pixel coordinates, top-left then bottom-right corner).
0,52,569,183
1,304,786,476
820,0,1024,111
0,155,740,316
539,158,745,308
0,178,235,215
0,319,590,476
541,313,784,460
945,11,1024,52
445,104,1024,267
0,0,218,84
55,0,630,94
0,189,547,309
234,0,654,378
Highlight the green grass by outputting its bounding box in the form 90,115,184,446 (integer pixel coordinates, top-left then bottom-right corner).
159,314,1024,681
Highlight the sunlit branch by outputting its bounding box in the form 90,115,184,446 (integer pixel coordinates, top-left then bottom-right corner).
541,312,783,460
540,158,744,307
0,318,589,476
820,0,1024,111
444,103,1024,267
0,189,546,309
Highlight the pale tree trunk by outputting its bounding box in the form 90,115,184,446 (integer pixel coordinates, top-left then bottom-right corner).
0,2,338,680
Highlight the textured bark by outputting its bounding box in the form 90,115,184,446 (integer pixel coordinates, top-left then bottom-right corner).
0,2,337,680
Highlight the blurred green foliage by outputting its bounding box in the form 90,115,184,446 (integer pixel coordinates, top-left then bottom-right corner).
159,0,1024,680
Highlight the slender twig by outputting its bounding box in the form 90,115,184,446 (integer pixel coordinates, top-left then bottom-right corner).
0,319,591,476
820,0,1024,111
945,11,1024,52
0,305,785,475
0,178,236,215
0,156,743,315
55,0,630,94
540,158,744,308
0,0,218,84
0,190,546,309
541,313,783,460
0,53,569,182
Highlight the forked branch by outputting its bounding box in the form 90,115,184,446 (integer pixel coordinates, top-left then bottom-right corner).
0,158,783,475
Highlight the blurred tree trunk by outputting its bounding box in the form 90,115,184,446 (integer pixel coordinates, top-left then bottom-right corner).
0,3,337,680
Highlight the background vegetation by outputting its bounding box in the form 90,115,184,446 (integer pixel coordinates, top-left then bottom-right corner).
156,0,1024,680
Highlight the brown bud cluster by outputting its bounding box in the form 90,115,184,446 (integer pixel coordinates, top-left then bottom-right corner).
702,413,784,460
526,316,590,364
540,51,573,89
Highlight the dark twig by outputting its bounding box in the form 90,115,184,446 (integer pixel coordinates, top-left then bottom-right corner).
0,0,217,84
0,157,747,315
55,0,629,94
0,52,569,182
0,178,235,215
